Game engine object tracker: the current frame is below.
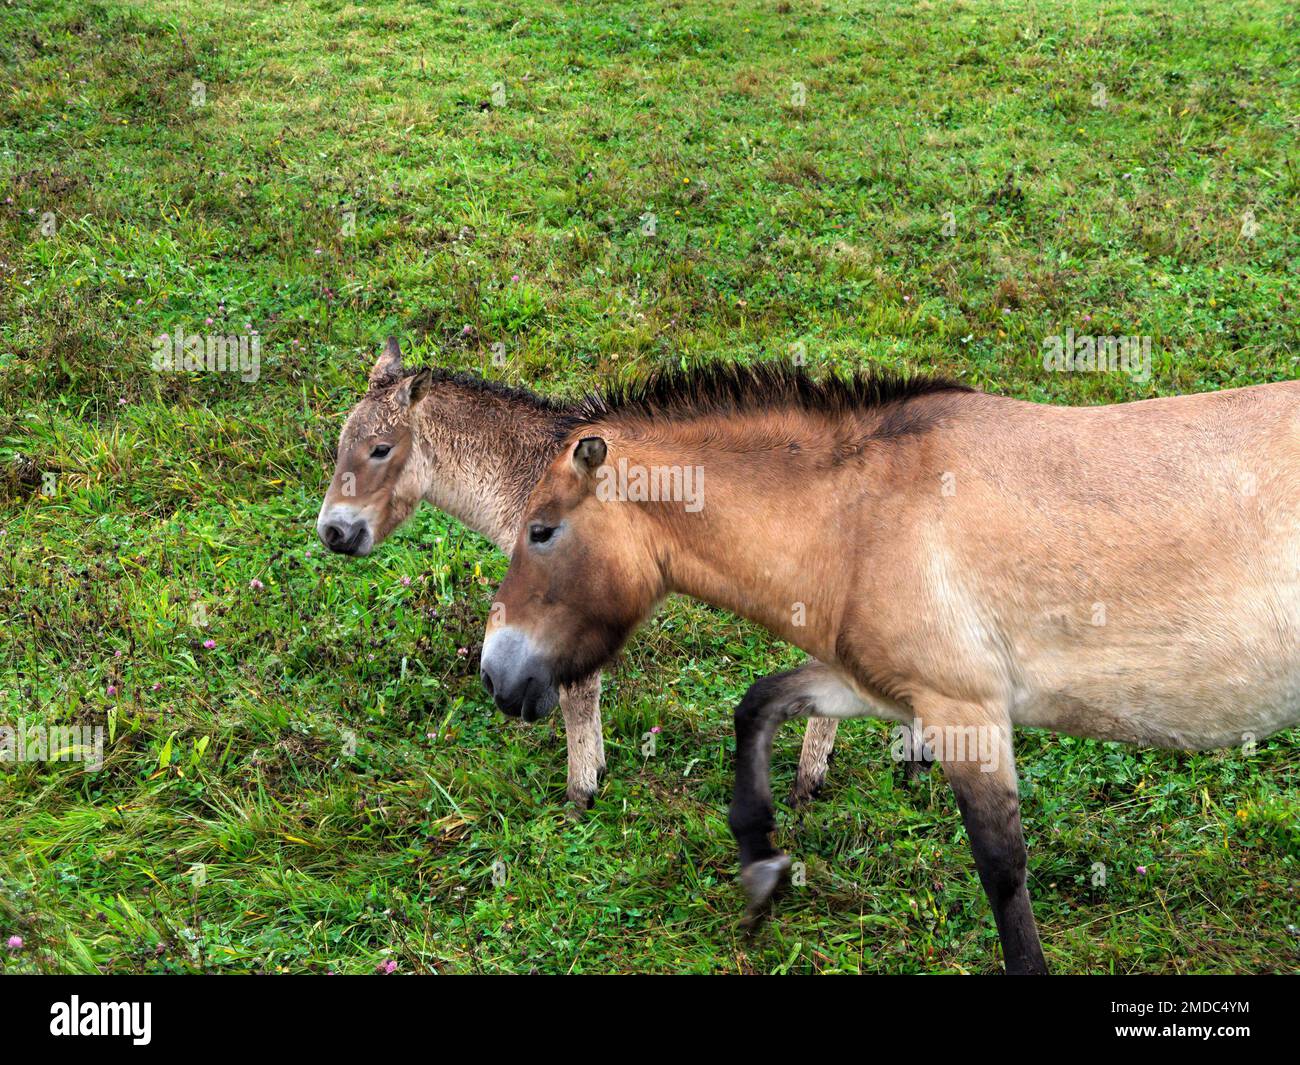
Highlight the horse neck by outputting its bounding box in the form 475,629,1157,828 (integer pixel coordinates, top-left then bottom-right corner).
414,381,565,551
614,412,874,662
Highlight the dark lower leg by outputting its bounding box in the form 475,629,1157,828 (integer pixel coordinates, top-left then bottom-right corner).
728,673,795,868
946,762,1047,975
729,670,812,929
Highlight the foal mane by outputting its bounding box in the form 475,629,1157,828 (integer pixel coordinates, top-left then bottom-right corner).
373,366,573,415
571,362,972,429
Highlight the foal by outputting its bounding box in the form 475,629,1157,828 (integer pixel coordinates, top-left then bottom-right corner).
317,341,843,806
479,363,1300,973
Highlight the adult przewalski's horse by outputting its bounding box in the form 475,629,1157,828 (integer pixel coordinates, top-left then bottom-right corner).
316,340,845,806
478,363,1300,973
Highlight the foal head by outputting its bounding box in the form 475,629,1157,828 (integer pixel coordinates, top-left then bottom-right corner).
479,431,665,719
317,337,435,557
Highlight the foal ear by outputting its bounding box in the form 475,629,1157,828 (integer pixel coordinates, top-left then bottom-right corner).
572,436,607,478
396,368,434,408
368,336,404,387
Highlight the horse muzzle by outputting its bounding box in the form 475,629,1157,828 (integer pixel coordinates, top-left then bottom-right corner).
480,627,559,722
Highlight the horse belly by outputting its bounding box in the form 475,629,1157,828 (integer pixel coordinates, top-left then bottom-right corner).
1012,592,1300,750
1015,684,1299,750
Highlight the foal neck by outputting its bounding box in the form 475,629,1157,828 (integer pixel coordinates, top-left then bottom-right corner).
413,375,568,550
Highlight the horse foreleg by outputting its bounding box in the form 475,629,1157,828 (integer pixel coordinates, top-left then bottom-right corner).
728,669,816,931
558,672,605,808
919,695,1047,974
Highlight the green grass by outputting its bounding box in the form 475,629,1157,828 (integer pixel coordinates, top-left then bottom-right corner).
1,0,1297,974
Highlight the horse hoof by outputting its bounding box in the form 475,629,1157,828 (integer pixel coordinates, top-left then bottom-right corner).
740,854,791,934
904,757,933,782
789,779,823,808
566,786,598,810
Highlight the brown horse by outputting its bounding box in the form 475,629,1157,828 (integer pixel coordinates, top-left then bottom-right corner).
317,341,845,806
479,362,1300,973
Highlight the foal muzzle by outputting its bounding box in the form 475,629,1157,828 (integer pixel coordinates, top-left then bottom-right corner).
316,505,374,557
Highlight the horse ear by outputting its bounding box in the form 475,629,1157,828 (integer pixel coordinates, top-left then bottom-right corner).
572,436,607,477
368,336,404,387
396,368,433,408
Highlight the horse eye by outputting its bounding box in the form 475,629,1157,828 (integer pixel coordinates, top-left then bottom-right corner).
529,523,556,545
370,444,392,459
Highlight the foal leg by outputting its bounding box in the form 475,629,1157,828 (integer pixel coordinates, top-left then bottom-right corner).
917,695,1047,974
792,716,838,807
902,724,935,782
557,672,605,808
794,718,933,807
790,663,929,806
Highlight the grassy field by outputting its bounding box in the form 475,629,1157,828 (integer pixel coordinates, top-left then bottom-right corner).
1,0,1297,974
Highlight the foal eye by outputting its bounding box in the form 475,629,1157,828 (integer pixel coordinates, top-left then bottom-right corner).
370,444,392,459
529,523,556,545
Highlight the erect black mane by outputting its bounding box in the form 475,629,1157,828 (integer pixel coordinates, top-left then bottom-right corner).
368,361,972,442
572,361,972,426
